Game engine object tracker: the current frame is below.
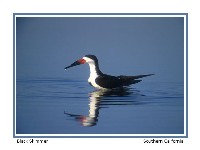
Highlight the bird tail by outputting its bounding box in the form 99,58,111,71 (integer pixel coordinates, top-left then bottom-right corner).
130,74,154,80
119,74,154,86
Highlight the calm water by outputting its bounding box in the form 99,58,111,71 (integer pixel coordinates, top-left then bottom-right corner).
16,77,184,135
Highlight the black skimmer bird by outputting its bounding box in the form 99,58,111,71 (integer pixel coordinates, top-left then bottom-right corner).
65,55,154,90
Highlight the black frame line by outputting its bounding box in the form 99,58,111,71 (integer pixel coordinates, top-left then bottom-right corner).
13,13,188,138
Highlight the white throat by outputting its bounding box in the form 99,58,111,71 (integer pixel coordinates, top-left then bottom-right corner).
88,62,98,83
83,56,104,89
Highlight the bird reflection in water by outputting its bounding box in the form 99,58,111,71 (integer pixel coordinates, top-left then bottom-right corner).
64,88,143,127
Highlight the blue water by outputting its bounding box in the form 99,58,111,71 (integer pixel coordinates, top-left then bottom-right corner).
16,77,184,135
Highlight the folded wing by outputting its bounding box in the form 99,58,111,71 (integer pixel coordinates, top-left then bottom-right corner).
95,74,154,89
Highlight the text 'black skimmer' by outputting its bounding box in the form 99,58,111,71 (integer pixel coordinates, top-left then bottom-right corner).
65,55,154,90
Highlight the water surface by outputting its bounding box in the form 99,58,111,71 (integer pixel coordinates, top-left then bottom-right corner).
16,77,184,134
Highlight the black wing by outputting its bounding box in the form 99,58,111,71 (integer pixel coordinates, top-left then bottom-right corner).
95,74,154,89
95,75,123,89
124,74,154,80
118,74,154,86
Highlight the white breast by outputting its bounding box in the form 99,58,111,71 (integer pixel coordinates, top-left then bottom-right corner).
83,56,107,90
88,75,105,89
87,62,105,89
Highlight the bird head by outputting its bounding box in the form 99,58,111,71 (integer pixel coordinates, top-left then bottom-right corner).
64,55,98,70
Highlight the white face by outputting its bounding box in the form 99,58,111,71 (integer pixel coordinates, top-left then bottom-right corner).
83,57,95,64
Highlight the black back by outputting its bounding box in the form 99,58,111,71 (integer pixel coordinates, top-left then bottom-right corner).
95,74,154,89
